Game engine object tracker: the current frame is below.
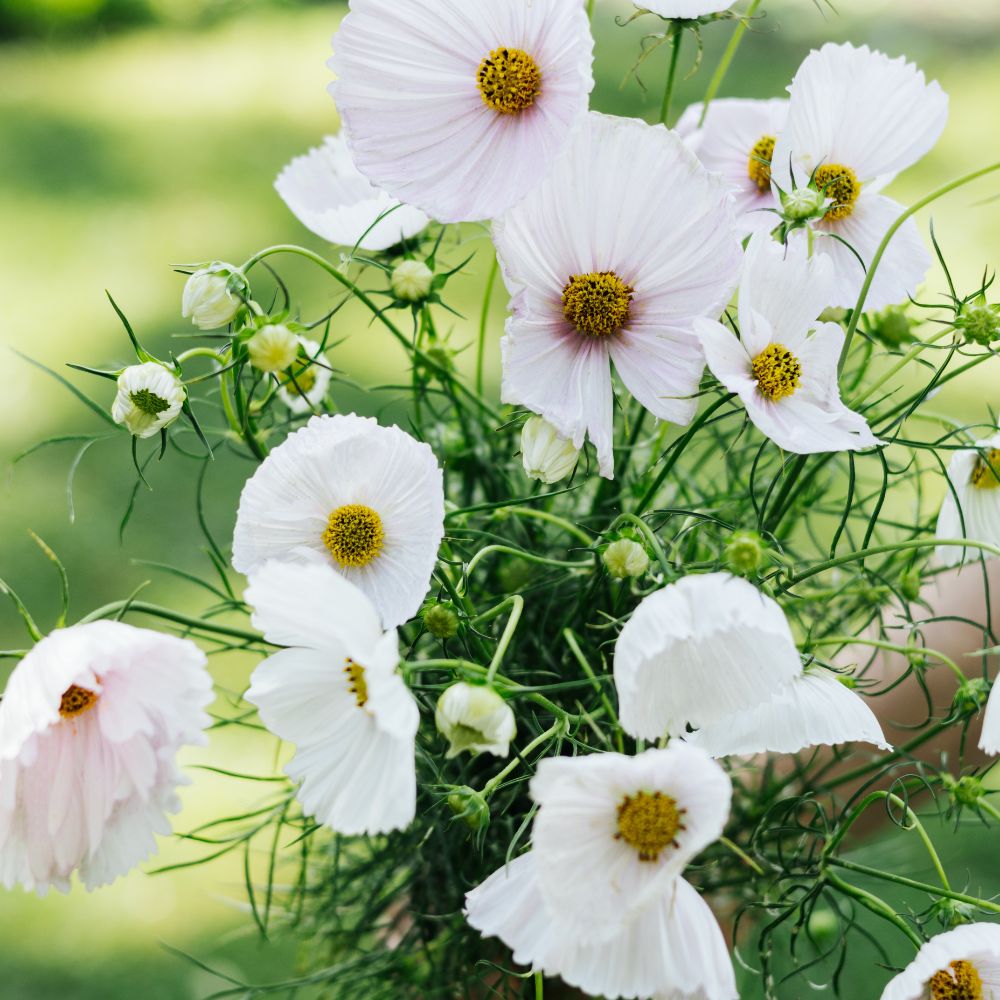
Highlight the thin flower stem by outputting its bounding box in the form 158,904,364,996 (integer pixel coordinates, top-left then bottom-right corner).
698,0,762,126
476,255,499,397
462,545,593,591
719,835,764,876
611,512,671,578
659,25,683,127
486,595,524,684
824,870,924,948
176,347,228,365
978,798,1000,824
838,161,1000,374
563,628,623,750
805,635,966,684
482,720,565,797
827,857,1000,917
586,0,595,20
850,328,955,408
79,600,267,645
535,972,544,1000
505,507,594,546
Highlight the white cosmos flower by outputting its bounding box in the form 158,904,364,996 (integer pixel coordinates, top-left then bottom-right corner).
466,854,737,1000
276,337,332,414
244,558,418,835
771,43,948,310
643,0,732,14
111,362,186,439
529,745,731,938
935,431,1000,567
696,235,883,454
231,414,445,629
979,678,1000,756
497,112,742,478
686,668,890,757
677,98,789,236
275,133,429,252
880,922,1000,1000
0,621,212,894
329,0,594,224
615,572,888,756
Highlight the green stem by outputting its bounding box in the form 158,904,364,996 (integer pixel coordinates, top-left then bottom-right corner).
824,870,924,948
698,0,762,126
719,835,764,876
476,256,499,397
535,972,544,1000
838,161,1000,375
506,507,594,546
563,628,622,750
79,600,266,644
659,25,683,127
462,545,592,591
482,720,565,797
805,635,966,684
850,328,955,408
486,596,524,684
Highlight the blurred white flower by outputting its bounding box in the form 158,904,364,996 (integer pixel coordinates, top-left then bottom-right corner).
391,260,434,303
111,362,186,439
520,415,579,484
497,112,742,478
329,0,594,222
980,676,1000,756
696,235,883,454
232,414,445,628
465,745,737,999
935,430,1000,567
244,558,418,836
247,323,299,374
603,538,649,580
0,621,212,894
275,133,429,252
614,572,888,756
277,337,332,414
677,97,788,236
771,43,948,309
880,923,1000,1000
643,0,732,14
181,263,244,330
435,683,515,759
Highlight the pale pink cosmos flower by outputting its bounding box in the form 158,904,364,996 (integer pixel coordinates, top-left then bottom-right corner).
0,621,212,894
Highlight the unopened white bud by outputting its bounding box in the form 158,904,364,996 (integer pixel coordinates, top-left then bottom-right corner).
181,264,244,330
781,187,827,221
247,324,299,373
435,683,516,759
111,362,186,439
520,416,579,484
391,260,434,303
603,538,650,580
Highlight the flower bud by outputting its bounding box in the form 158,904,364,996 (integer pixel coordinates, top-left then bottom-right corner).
520,415,579,484
942,773,985,808
954,677,990,715
247,324,299,373
603,538,649,580
869,306,916,349
780,186,827,221
111,362,186,439
931,896,977,930
724,530,768,576
181,263,244,330
806,907,839,947
446,785,491,831
423,602,460,640
391,260,434,303
899,567,922,602
955,303,1000,347
435,683,516,759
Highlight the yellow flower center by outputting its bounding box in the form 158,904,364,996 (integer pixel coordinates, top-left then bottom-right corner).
343,658,368,709
477,47,542,115
59,684,98,719
287,363,318,396
929,960,984,1000
322,504,385,568
615,790,686,862
562,271,635,338
813,163,861,222
971,449,1000,490
748,135,776,193
751,343,802,401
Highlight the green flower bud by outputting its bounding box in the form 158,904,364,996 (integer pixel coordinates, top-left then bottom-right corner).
435,683,516,759
423,602,460,640
930,895,977,930
954,677,990,715
781,186,827,221
943,773,985,807
724,530,769,576
869,306,916,349
391,259,434,303
602,538,650,580
446,785,491,831
955,303,1000,347
806,907,839,947
899,567,922,602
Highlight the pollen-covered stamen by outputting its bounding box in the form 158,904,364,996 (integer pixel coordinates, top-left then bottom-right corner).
59,684,98,719
748,135,776,193
343,658,369,709
322,503,385,568
562,271,635,338
130,388,171,417
813,163,861,222
614,790,686,862
929,959,984,1000
477,47,542,115
751,343,802,401
971,448,1000,490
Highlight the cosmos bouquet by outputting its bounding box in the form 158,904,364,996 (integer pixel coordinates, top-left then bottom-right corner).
3,0,1000,997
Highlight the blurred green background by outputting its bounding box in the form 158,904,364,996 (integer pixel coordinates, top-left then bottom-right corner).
0,0,998,996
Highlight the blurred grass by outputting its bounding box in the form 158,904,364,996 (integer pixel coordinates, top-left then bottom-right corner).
0,0,998,996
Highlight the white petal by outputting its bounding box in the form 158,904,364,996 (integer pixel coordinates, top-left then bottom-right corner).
980,677,1000,756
